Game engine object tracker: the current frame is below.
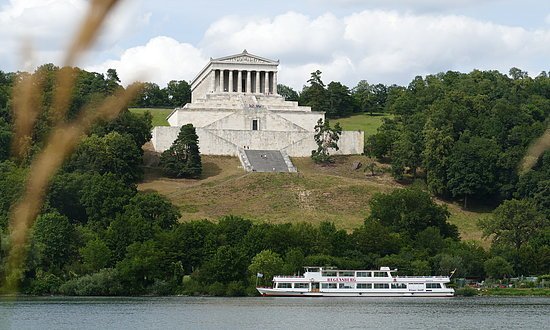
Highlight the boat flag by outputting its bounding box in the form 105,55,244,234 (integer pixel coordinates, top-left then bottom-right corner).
257,273,264,278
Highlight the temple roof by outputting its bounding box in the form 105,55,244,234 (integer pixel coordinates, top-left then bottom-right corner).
211,50,279,65
191,50,279,87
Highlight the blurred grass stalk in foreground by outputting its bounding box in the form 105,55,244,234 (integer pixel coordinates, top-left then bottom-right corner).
2,0,143,294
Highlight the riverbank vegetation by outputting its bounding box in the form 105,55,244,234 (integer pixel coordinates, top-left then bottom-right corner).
0,64,548,296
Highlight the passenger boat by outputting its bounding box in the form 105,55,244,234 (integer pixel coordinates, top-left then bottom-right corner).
257,267,454,297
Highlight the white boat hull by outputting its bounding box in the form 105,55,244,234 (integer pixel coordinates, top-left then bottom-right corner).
257,287,454,297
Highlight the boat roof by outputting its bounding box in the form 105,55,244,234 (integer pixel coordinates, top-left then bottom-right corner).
303,266,396,272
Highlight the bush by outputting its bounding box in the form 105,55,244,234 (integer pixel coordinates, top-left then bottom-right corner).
455,286,478,297
27,271,63,295
226,281,246,296
207,282,226,296
59,268,123,296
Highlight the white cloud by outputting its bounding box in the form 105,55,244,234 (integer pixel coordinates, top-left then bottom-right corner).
0,0,149,70
195,10,550,88
86,36,208,87
201,12,346,65
20,6,550,90
313,0,499,10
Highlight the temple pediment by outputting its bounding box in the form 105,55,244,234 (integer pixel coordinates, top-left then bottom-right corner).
212,50,279,65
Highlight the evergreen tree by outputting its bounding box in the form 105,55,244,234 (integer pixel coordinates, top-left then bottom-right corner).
311,118,342,164
160,124,202,178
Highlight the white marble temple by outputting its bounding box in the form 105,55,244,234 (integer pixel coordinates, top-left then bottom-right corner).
151,50,364,157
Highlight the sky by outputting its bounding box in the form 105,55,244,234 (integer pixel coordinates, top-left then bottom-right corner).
0,0,549,90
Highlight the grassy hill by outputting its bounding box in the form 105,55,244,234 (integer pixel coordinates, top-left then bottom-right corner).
139,154,489,244
130,108,172,126
137,110,488,244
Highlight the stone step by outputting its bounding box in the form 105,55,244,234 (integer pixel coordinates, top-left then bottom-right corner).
243,149,296,173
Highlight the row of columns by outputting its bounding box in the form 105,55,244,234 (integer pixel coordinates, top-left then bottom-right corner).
211,69,277,95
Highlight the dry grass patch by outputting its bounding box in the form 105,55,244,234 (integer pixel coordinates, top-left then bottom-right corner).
139,154,489,239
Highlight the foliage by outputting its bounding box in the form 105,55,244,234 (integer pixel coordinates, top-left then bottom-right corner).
130,80,191,108
66,132,143,183
160,124,202,178
59,268,123,296
277,84,299,101
479,199,546,251
0,118,11,162
79,238,112,273
0,161,27,229
91,109,153,148
368,187,458,239
484,256,514,279
367,69,549,207
311,119,342,164
31,212,76,271
248,250,284,285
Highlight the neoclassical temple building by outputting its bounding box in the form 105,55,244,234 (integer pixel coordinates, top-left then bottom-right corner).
151,50,364,172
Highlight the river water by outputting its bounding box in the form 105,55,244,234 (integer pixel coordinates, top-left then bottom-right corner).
1,296,549,329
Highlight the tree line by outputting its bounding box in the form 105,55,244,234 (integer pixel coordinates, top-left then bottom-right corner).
0,64,548,295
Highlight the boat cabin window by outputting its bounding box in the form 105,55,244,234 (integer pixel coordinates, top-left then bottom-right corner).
356,283,372,289
338,271,354,277
321,283,337,289
322,270,337,277
339,283,354,289
373,283,390,289
356,272,372,277
277,283,292,289
373,271,389,277
391,283,407,289
294,283,309,289
426,283,442,289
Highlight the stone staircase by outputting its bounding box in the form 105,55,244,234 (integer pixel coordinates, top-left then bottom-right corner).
238,149,297,172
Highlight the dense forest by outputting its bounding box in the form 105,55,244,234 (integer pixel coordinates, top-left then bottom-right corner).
0,64,548,296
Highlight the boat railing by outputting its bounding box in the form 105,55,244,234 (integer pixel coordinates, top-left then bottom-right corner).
273,275,304,279
395,276,449,278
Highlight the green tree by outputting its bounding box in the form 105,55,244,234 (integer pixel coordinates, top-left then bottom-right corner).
66,132,143,183
165,80,191,107
160,124,202,178
92,109,153,149
484,256,513,279
32,212,76,271
277,84,299,101
299,70,328,113
0,161,26,229
311,118,342,164
248,250,284,286
479,199,546,252
105,68,122,94
0,118,11,162
79,173,136,228
368,188,458,239
131,82,168,107
326,81,354,118
115,240,167,293
79,238,112,273
200,246,248,284
447,134,499,208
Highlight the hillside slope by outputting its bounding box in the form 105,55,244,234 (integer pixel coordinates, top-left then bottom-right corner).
139,154,489,243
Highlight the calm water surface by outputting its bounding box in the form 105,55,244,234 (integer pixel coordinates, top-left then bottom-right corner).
1,296,549,329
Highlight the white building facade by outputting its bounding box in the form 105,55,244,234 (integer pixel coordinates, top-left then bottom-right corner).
151,50,364,158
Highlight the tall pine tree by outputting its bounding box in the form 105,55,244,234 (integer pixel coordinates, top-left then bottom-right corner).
160,124,202,178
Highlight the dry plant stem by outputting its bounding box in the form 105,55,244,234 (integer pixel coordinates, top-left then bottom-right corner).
54,0,121,121
64,0,120,66
520,128,550,174
10,73,44,160
2,84,143,293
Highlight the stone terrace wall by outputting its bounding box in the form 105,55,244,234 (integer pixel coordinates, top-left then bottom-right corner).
152,127,364,157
